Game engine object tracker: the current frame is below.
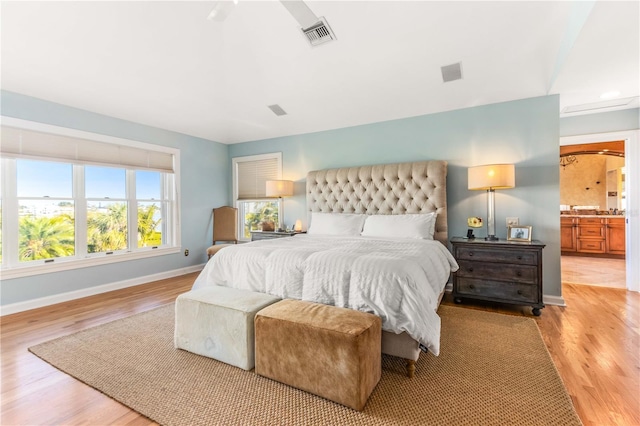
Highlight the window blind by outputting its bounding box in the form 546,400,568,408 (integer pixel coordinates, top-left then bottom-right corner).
0,126,174,173
237,157,280,199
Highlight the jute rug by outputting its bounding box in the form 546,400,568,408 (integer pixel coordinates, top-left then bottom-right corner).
29,304,581,426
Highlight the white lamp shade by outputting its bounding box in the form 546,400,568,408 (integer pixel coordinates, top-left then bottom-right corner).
265,180,294,197
468,164,515,190
294,219,302,232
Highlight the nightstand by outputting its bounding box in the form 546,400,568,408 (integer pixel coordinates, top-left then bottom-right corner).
450,237,546,316
250,231,301,241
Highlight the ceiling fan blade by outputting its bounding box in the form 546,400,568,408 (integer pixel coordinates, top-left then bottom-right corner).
279,0,319,29
207,1,236,22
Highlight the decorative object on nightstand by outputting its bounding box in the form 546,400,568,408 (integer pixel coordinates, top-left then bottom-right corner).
259,220,275,232
507,225,532,242
468,164,515,241
450,237,545,316
294,219,303,232
266,179,294,232
466,216,483,239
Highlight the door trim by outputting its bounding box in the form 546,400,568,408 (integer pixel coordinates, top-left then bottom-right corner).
561,129,639,292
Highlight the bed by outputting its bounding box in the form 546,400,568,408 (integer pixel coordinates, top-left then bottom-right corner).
193,160,459,376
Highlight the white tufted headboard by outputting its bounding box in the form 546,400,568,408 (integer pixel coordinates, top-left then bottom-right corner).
306,160,448,246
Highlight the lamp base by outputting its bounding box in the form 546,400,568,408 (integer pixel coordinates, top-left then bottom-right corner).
485,235,499,241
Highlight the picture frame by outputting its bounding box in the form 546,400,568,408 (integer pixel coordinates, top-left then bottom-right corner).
507,225,532,242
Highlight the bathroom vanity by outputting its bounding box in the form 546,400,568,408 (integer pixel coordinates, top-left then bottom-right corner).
561,214,626,258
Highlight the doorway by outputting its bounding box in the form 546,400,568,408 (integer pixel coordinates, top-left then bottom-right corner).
560,130,639,292
560,141,626,288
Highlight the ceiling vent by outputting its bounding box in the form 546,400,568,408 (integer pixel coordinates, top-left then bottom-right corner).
267,104,287,116
562,97,636,114
302,17,336,47
441,62,463,83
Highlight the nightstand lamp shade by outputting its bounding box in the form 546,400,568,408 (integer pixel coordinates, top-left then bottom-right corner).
468,164,515,241
265,180,294,198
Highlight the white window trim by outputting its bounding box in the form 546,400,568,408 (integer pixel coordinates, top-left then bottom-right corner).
232,153,283,241
0,247,182,280
0,117,182,279
231,152,282,201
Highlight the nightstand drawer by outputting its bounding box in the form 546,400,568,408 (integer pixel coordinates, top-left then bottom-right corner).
455,247,538,265
456,260,537,284
456,278,538,304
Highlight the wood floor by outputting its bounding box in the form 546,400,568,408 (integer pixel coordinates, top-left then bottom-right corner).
1,273,638,426
562,255,626,289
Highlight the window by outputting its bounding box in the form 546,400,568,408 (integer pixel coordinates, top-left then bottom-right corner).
136,170,165,248
0,118,180,278
16,159,75,262
232,153,282,240
86,166,127,254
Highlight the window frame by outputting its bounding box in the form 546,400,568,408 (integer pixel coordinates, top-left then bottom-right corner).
0,117,181,280
232,153,282,242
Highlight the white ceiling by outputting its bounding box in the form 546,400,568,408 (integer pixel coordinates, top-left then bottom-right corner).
2,1,638,144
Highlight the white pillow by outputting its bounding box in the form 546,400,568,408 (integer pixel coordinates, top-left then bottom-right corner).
361,213,437,240
307,212,367,236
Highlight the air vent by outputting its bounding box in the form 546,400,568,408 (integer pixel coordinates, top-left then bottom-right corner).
267,104,287,116
562,97,636,114
441,62,463,83
302,17,336,47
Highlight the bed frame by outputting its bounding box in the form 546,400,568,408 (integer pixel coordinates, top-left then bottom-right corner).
306,160,448,377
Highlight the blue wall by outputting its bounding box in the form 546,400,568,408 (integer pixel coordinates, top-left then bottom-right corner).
5,91,637,306
1,91,229,306
230,95,563,297
560,108,639,136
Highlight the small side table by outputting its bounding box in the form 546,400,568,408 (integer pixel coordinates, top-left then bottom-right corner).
250,231,302,241
450,237,546,316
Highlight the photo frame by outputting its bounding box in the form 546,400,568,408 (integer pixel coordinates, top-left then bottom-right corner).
507,225,532,242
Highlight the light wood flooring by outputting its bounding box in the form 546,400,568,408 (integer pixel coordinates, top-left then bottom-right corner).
1,273,639,426
562,255,627,289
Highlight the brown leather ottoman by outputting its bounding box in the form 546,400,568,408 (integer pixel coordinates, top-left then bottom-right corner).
254,299,381,411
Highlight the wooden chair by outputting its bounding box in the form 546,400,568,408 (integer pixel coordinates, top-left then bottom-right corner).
206,206,238,259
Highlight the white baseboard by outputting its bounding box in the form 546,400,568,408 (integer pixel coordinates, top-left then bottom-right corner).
0,264,206,316
543,294,566,307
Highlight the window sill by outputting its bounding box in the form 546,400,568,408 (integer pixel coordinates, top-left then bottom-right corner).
0,247,182,280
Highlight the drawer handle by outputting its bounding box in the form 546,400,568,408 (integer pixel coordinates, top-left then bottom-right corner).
516,256,522,260
469,284,475,289
516,272,522,277
468,267,474,273
517,290,523,295
469,252,474,257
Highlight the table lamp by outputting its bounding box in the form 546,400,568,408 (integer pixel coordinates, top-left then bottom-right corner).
266,180,294,231
468,164,515,240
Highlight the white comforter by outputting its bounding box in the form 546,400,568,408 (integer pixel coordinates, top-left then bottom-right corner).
193,235,459,356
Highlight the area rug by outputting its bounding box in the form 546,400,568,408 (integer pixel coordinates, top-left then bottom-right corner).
29,304,581,426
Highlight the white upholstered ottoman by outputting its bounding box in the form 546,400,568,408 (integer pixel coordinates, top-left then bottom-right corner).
174,286,280,370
